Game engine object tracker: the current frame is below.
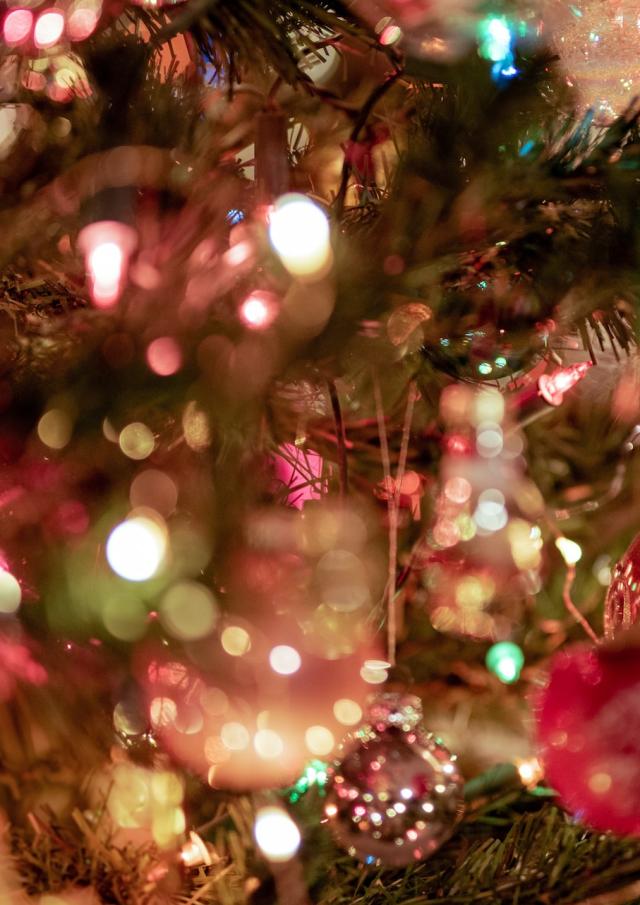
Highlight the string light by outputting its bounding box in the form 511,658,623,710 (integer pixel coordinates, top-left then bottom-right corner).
268,193,331,278
239,290,279,329
106,514,167,582
3,8,33,45
555,536,583,566
78,221,137,308
253,807,301,861
33,9,65,48
269,645,302,675
538,362,592,407
485,641,525,684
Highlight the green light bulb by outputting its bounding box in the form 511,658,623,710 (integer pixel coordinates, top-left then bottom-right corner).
486,641,524,684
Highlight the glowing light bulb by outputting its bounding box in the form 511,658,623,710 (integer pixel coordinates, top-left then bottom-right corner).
478,15,512,61
78,221,137,308
106,514,167,581
33,9,64,48
253,807,301,862
538,362,592,407
67,0,100,41
0,568,21,614
3,8,33,45
239,290,279,329
269,645,301,675
268,193,331,278
555,536,582,566
485,641,525,684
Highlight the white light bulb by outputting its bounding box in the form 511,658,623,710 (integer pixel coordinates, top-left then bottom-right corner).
254,807,301,862
268,194,331,278
106,514,167,582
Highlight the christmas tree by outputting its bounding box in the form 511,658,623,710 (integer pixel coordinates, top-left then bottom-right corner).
2,0,640,902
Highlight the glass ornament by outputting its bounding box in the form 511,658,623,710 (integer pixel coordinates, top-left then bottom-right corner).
604,532,640,639
545,0,640,123
536,640,640,836
324,694,464,866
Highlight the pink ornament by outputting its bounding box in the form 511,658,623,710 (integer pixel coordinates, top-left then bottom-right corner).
536,641,640,836
272,444,325,510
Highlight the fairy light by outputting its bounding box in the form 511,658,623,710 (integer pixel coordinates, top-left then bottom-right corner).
555,536,583,566
239,290,279,329
254,729,284,759
269,645,301,675
77,221,137,308
305,725,335,756
3,8,33,45
180,831,213,868
106,514,167,582
33,9,65,48
515,757,544,788
254,807,301,862
538,362,592,407
268,193,331,278
221,625,251,656
478,15,512,60
485,641,525,684
0,568,21,614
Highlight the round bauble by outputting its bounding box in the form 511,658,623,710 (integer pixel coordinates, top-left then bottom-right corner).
324,694,464,866
536,640,640,835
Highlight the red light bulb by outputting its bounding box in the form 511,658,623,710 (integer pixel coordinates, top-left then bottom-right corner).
538,361,592,407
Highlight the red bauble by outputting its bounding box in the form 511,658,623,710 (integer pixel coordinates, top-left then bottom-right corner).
536,641,640,836
604,533,640,640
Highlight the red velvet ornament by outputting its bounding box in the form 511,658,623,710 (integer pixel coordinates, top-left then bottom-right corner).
604,533,640,640
536,641,640,836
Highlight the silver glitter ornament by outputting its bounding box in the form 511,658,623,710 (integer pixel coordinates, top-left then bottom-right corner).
545,0,640,123
324,694,464,866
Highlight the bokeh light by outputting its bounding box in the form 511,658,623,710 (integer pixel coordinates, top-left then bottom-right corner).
37,408,73,450
485,641,525,684
130,469,178,515
78,221,137,308
254,728,284,759
66,0,101,41
221,625,251,656
253,807,301,862
239,290,279,329
0,568,21,614
106,514,167,581
119,422,155,460
160,581,218,641
33,9,64,48
3,8,33,45
333,698,362,726
146,337,183,376
221,721,250,751
268,193,331,278
269,644,301,675
304,725,335,756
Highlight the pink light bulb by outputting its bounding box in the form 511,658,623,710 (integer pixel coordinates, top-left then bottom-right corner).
33,9,64,48
538,361,592,407
239,290,278,330
3,8,33,45
67,6,99,41
78,220,137,308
